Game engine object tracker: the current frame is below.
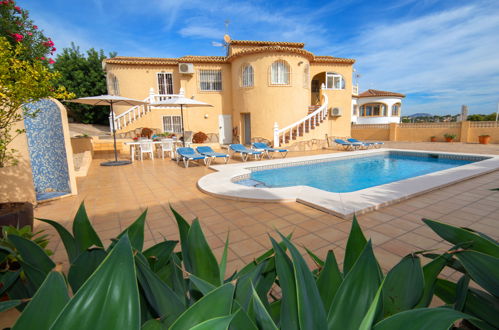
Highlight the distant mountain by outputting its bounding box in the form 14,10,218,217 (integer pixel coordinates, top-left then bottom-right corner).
407,113,433,118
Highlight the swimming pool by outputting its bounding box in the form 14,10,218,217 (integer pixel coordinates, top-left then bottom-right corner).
198,149,499,218
237,153,475,193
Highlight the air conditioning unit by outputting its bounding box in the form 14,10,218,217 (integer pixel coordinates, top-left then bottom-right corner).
331,107,342,117
178,63,194,74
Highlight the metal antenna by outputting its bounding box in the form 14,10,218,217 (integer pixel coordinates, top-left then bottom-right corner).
224,19,230,35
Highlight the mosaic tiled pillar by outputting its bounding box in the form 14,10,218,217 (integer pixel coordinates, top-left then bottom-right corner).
23,99,71,201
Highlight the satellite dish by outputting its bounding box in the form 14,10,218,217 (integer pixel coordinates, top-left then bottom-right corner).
223,34,231,44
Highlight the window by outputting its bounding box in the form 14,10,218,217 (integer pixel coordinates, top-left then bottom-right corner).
353,105,358,116
392,103,401,116
359,103,387,117
303,64,309,89
199,70,222,91
270,60,290,85
107,74,120,95
157,72,174,94
163,115,182,133
325,72,345,89
241,64,254,87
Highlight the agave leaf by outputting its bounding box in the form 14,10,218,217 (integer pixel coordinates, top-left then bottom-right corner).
234,260,270,311
269,237,299,330
279,232,328,329
110,209,147,252
343,215,367,275
189,314,235,330
219,232,229,283
434,278,499,329
317,250,343,313
68,248,107,293
170,206,191,270
454,274,470,311
141,319,165,330
12,272,69,330
305,247,325,267
135,253,185,326
230,306,259,330
185,219,220,286
50,235,140,330
72,202,103,250
0,299,23,312
8,234,55,287
359,280,385,330
143,240,177,272
456,251,499,297
416,253,450,307
189,274,216,295
382,254,424,317
328,240,383,330
423,219,499,257
169,283,235,330
373,308,477,330
0,270,20,296
37,218,79,263
247,284,278,330
268,300,281,325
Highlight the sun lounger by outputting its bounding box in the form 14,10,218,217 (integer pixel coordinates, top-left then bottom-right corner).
229,144,262,161
251,142,288,159
334,139,363,151
176,147,209,168
196,146,229,164
348,138,384,148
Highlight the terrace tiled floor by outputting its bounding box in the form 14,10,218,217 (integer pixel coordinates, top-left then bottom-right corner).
34,145,499,279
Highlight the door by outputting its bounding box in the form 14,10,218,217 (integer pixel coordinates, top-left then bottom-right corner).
218,114,232,144
242,113,251,145
157,72,173,95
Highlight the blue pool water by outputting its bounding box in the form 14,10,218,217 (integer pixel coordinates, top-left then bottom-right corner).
237,153,477,193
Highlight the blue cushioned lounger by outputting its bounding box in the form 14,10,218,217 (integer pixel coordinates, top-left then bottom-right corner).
348,138,384,148
196,146,229,164
252,142,288,159
334,139,363,151
229,144,262,161
176,147,208,168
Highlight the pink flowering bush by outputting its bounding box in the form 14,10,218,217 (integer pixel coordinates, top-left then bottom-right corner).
0,0,55,63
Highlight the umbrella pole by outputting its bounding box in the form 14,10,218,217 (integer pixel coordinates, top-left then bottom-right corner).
181,105,185,147
111,102,118,162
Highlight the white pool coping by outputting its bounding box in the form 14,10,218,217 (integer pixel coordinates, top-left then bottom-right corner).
197,148,499,219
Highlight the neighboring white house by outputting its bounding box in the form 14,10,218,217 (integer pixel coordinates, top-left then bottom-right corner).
352,89,405,124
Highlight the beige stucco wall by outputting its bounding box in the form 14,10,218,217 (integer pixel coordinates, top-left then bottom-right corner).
0,119,36,203
351,127,391,141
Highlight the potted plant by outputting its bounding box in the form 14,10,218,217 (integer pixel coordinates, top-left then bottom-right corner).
430,136,437,142
443,133,456,142
479,134,491,144
0,3,73,232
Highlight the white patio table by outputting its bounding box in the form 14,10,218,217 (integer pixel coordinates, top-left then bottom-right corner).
124,140,191,162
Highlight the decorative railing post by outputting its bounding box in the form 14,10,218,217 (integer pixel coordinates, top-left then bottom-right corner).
273,122,280,147
149,87,155,103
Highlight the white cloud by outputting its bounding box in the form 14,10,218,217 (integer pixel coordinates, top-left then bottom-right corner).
339,2,499,114
179,25,224,39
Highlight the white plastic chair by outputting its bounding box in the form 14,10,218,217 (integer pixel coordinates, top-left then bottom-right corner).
139,140,154,161
159,139,174,159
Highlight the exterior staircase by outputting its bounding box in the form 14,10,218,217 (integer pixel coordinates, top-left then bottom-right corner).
273,89,329,147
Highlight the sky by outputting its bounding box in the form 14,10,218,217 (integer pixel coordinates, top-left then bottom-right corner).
19,0,499,116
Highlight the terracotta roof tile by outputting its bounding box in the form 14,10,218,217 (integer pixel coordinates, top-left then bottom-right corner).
312,55,355,64
228,46,314,61
358,89,405,98
230,40,304,48
179,56,227,63
104,56,179,65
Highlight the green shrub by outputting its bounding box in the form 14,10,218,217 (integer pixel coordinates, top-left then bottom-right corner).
0,203,497,329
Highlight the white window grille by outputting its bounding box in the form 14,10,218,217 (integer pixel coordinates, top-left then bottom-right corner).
163,115,182,133
157,72,174,94
325,72,345,89
303,64,309,89
241,64,254,87
270,60,290,85
199,70,222,91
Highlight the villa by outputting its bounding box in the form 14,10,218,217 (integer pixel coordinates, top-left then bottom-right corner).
103,36,405,148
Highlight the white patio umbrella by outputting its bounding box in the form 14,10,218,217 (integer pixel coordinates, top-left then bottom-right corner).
67,95,148,166
149,97,213,147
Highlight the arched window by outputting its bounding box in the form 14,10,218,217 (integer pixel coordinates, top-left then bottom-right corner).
241,64,254,87
325,72,345,89
303,64,309,89
270,60,290,85
392,103,401,116
359,103,387,117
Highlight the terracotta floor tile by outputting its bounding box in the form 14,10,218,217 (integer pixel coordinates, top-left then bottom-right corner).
230,239,265,258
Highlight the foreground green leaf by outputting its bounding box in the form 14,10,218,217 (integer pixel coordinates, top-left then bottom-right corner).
248,285,278,330
190,315,235,330
456,251,499,297
50,235,140,330
0,299,23,313
373,308,476,330
343,215,367,275
317,250,343,313
68,248,106,292
72,202,103,250
37,218,79,263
